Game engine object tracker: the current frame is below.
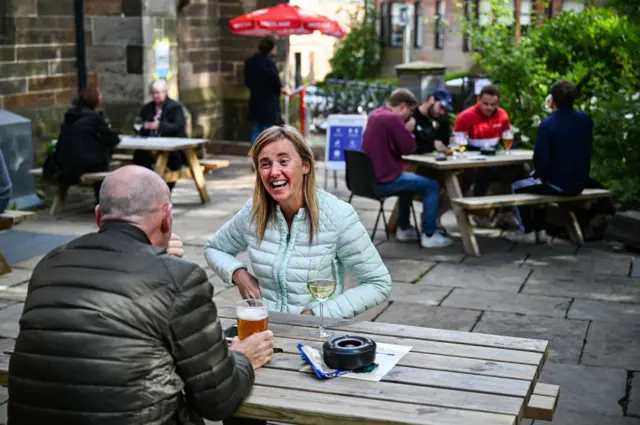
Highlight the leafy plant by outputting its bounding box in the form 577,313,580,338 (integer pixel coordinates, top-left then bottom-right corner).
328,2,381,80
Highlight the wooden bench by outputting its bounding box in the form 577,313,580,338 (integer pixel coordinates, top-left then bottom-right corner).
524,382,560,421
29,164,120,216
451,188,612,246
199,158,230,173
111,153,134,164
0,210,37,275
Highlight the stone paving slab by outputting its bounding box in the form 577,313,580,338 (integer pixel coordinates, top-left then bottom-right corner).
461,251,526,267
441,289,571,318
534,409,640,425
417,263,531,293
375,302,481,331
568,299,640,322
0,283,27,303
0,268,32,289
525,247,634,278
375,240,466,263
581,322,640,370
630,373,640,419
354,301,390,322
472,312,589,364
537,362,627,416
12,254,45,270
0,303,23,339
376,258,436,283
387,283,452,306
523,271,640,303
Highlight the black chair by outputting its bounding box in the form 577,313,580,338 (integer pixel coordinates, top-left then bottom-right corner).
344,150,421,248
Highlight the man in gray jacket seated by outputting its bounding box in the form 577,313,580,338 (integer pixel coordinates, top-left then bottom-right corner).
8,165,273,425
0,150,11,213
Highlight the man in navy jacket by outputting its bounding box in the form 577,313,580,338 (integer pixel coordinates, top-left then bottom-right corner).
505,80,593,244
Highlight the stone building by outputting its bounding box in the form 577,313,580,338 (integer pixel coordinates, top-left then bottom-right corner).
0,0,285,161
377,0,588,75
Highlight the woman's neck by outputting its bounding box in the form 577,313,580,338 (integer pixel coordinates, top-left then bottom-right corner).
279,197,304,228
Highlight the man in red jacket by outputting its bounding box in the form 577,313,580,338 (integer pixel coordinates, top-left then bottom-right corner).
362,89,453,248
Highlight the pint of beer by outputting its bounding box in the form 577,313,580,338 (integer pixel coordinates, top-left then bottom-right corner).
237,300,269,340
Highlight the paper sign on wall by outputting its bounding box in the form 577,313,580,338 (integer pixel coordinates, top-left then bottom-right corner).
153,37,172,80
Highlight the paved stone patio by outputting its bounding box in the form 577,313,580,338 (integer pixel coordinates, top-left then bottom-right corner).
0,155,639,424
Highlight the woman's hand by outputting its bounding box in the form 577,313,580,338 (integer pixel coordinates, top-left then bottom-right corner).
301,310,314,316
167,233,184,258
145,120,160,130
233,268,261,300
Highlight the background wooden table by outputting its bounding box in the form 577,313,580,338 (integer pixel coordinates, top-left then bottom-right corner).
116,136,211,203
392,150,534,256
217,307,556,425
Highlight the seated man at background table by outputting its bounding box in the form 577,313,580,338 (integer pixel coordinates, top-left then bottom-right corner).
504,80,593,244
362,88,453,248
453,84,519,228
8,165,273,425
133,79,188,192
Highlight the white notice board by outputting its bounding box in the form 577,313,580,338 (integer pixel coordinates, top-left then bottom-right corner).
323,114,367,190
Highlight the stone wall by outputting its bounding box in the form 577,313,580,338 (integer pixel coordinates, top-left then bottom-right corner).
0,0,99,159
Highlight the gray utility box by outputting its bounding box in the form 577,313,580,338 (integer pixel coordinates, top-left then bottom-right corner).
395,61,447,104
0,110,41,210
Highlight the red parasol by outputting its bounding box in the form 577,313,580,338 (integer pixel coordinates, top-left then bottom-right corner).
229,4,346,38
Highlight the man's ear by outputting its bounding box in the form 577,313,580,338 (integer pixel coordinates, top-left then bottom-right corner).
95,205,103,227
160,204,173,234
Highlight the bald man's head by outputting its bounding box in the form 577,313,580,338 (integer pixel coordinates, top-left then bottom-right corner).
96,166,173,248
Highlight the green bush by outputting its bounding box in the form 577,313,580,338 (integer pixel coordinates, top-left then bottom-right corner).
465,3,640,204
328,2,381,80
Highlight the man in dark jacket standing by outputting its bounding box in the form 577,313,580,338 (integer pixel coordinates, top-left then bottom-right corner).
8,165,273,425
504,80,593,244
244,35,289,145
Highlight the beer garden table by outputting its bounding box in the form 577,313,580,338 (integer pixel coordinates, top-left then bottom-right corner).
216,306,559,425
389,150,534,257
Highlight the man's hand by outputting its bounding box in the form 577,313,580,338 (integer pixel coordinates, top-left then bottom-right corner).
145,120,160,130
233,268,261,300
434,140,453,155
230,330,274,369
168,233,184,258
301,310,314,316
405,117,416,132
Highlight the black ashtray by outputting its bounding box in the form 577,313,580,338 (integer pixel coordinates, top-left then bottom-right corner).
322,335,377,371
480,147,497,156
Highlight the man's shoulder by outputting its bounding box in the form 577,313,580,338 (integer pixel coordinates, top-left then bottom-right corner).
496,107,510,121
456,105,478,121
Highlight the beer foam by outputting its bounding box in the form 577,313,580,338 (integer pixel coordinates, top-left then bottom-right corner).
237,307,268,321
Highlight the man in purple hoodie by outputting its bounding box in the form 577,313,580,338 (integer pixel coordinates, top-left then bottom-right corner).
362,89,452,248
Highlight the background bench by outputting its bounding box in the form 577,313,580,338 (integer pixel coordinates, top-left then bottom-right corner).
452,188,612,248
0,210,37,275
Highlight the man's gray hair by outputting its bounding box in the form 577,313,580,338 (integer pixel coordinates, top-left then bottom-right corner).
99,166,170,218
150,79,169,93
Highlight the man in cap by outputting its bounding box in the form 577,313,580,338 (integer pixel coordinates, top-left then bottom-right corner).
413,88,454,155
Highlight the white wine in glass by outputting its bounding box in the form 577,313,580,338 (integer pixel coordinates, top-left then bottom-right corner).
307,259,337,338
133,117,143,135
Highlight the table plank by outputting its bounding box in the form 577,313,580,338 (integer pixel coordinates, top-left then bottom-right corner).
220,318,544,367
266,352,532,398
217,308,548,354
255,367,525,418
402,150,533,171
238,386,516,425
263,335,538,381
116,136,208,151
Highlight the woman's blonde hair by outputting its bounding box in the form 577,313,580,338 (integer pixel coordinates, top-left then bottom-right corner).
248,125,319,244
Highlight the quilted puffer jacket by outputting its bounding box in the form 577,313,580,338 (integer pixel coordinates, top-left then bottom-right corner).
8,221,254,425
204,189,392,318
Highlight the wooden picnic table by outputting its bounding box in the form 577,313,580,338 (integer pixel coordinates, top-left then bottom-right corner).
215,306,558,425
112,136,211,203
390,150,534,257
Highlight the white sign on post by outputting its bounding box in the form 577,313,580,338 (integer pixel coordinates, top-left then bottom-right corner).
323,114,367,190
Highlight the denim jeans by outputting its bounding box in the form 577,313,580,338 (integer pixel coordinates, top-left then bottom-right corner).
378,172,440,236
251,122,271,145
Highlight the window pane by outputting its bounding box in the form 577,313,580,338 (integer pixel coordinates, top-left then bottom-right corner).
414,2,422,48
563,0,585,12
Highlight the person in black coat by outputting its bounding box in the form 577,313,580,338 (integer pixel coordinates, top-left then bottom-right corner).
244,35,290,145
47,86,121,202
8,165,274,425
133,79,187,190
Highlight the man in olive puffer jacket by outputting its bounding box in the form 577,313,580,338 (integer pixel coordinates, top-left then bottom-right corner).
8,165,273,425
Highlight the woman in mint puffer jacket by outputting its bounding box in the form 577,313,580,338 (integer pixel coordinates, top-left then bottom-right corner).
204,125,391,319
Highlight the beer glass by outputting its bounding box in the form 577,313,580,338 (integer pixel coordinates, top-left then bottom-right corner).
502,129,514,154
236,299,269,340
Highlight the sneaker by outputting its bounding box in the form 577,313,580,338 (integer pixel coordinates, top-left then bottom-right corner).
536,230,548,244
504,231,537,244
396,226,420,242
421,232,454,248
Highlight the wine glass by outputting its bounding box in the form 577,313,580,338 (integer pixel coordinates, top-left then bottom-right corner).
307,257,338,338
133,117,143,136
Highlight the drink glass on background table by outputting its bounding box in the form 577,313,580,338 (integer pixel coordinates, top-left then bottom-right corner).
307,258,338,338
452,132,468,158
236,299,269,340
133,117,143,136
502,129,514,154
